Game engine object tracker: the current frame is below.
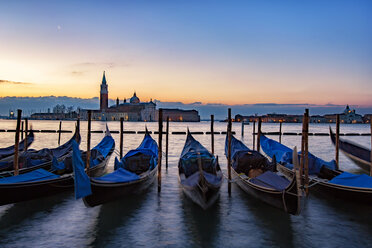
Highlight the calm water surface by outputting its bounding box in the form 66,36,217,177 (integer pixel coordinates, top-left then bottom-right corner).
0,120,371,248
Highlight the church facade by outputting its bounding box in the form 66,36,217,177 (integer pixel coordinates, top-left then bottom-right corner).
80,72,200,122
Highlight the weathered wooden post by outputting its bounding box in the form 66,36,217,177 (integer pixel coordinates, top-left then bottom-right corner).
241,120,244,137
24,118,29,151
300,111,306,185
227,108,232,194
120,117,124,158
370,115,372,176
14,109,22,176
257,117,262,152
58,121,62,146
211,114,214,155
158,109,163,192
252,120,256,150
166,116,169,168
335,114,340,170
304,109,309,195
86,110,92,175
279,121,282,144
21,121,24,140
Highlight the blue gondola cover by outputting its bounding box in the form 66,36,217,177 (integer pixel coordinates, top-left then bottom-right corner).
94,168,140,183
260,134,336,175
0,168,59,184
329,172,372,188
179,132,216,177
72,140,92,199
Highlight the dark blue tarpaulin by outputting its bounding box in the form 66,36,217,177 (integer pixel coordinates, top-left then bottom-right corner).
94,168,140,183
260,134,337,175
250,171,290,191
329,172,372,188
120,132,158,170
51,156,65,171
90,134,115,167
72,140,92,199
92,135,115,159
181,171,222,187
224,134,251,161
0,168,59,184
179,132,216,177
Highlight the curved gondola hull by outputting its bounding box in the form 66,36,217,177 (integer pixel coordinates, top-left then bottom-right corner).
232,168,301,215
0,148,111,206
83,168,157,207
180,171,222,210
277,163,372,204
330,128,371,172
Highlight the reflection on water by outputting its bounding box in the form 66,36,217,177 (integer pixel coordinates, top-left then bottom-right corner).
0,120,371,247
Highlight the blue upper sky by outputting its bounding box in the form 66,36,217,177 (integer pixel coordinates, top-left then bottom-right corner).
0,0,371,106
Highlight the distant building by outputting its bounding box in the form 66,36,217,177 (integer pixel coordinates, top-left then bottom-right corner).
158,109,200,122
235,105,365,124
30,112,78,120
235,114,302,123
80,72,200,122
324,105,363,124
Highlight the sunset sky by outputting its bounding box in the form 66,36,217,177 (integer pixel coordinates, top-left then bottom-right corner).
0,0,371,106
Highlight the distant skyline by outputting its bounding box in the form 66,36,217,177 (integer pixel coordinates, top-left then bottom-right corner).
1,96,371,120
0,1,371,106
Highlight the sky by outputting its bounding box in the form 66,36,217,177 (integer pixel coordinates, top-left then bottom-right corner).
0,0,371,107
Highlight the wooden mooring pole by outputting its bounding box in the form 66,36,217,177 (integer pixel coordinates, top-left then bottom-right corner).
300,112,305,185
166,116,169,168
335,114,340,170
227,108,232,194
279,121,282,144
257,117,262,152
211,115,214,155
14,109,22,176
304,109,309,195
21,121,24,140
241,120,244,137
86,110,92,176
58,121,62,146
24,118,28,151
158,109,163,192
120,117,124,158
252,121,256,151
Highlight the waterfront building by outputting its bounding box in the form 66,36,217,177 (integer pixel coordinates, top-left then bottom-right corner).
80,72,200,122
324,105,363,124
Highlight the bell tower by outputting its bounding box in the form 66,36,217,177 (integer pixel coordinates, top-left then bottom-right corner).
100,71,108,110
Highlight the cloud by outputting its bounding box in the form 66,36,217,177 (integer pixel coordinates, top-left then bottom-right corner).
0,80,33,85
72,62,118,68
71,70,85,76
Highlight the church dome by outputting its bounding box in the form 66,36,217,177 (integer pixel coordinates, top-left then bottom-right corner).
130,92,140,104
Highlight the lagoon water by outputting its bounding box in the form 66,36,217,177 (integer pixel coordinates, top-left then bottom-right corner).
0,120,371,248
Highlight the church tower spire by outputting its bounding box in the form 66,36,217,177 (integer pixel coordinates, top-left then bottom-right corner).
100,71,108,110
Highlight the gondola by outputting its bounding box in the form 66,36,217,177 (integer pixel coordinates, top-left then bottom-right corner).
0,129,34,161
0,129,114,206
225,134,303,215
0,125,80,174
260,134,372,204
330,127,371,172
178,131,223,209
83,130,158,207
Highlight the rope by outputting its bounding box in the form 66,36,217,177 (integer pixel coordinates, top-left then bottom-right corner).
303,179,325,189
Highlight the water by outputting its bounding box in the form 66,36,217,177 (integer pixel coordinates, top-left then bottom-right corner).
0,120,371,248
